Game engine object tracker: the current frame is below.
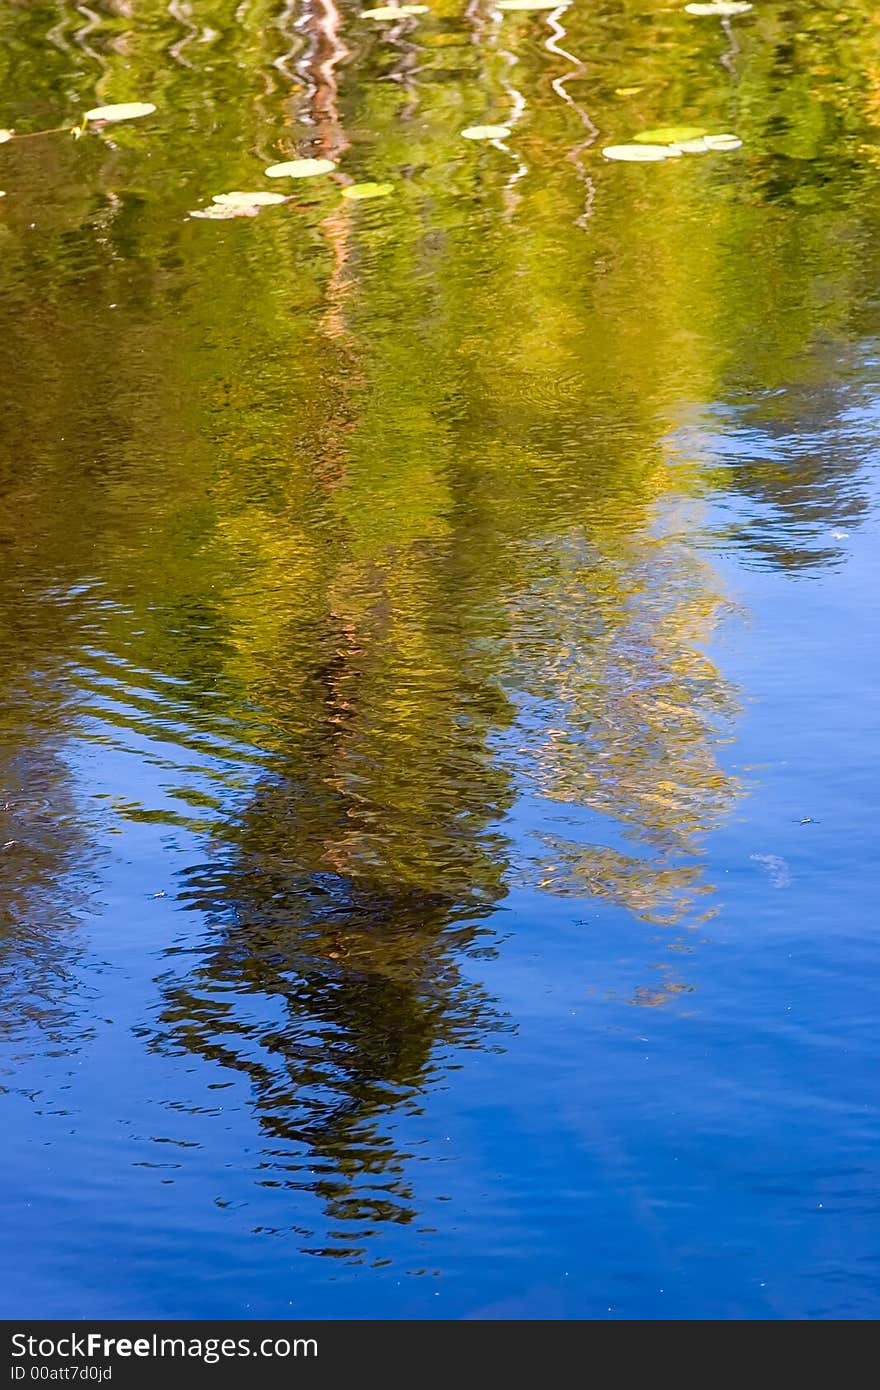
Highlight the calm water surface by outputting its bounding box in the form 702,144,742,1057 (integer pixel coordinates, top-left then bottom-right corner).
1,0,879,1319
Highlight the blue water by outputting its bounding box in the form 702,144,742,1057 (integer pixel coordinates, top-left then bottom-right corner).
3,0,880,1321
3,416,878,1318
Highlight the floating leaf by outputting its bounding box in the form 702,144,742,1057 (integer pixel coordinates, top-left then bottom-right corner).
498,0,569,8
361,4,428,15
84,102,156,123
602,144,675,161
638,130,742,155
190,204,260,220
635,126,707,144
213,191,288,207
340,181,395,199
668,137,712,154
703,132,743,150
264,158,336,178
0,130,13,144
684,1,752,13
461,124,512,141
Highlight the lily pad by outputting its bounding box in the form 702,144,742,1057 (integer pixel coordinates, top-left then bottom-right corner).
498,0,569,9
264,158,336,178
340,181,395,199
703,133,742,150
668,137,712,154
634,126,707,145
213,191,288,207
361,4,428,15
85,102,156,123
602,144,675,161
461,125,512,141
684,1,752,14
190,204,261,220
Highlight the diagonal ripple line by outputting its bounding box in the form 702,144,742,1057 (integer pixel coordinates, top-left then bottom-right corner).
73,2,108,70
492,15,529,201
166,0,198,70
274,0,309,85
719,14,741,81
47,4,76,56
544,5,597,228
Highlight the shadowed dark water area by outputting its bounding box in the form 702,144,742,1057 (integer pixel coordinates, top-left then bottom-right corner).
1,0,879,1319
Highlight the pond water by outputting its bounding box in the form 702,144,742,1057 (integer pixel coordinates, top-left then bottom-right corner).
1,0,879,1321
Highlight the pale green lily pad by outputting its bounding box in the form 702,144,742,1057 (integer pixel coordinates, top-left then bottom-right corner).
361,4,428,15
190,204,260,220
462,125,512,141
265,158,336,178
703,133,742,150
635,126,707,145
653,132,743,155
341,181,394,199
213,191,288,207
602,144,675,162
498,0,569,8
684,1,752,14
85,102,156,123
668,138,712,154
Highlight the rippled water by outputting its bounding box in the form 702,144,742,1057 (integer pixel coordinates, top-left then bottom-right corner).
1,0,880,1320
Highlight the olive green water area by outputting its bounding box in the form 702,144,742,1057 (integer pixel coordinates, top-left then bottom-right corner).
1,0,879,1318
